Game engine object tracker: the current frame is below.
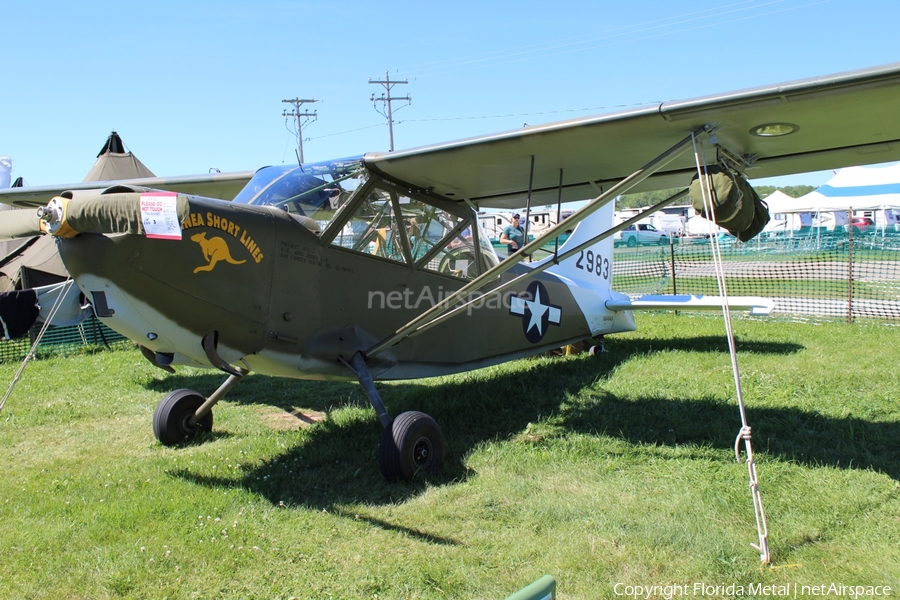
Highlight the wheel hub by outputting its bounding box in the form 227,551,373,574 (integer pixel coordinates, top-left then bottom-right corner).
412,437,432,466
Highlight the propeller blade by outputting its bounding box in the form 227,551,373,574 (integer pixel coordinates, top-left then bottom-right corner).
0,208,43,240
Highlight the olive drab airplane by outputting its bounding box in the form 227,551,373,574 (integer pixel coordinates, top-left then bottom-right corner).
2,63,900,481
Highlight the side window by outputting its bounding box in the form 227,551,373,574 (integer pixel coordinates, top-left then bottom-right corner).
329,188,406,263
403,199,493,279
327,183,499,279
417,223,498,280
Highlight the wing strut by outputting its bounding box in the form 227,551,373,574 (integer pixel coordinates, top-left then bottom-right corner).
374,187,688,353
364,125,715,359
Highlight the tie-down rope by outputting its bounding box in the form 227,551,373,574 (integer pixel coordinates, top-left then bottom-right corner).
690,133,771,565
0,279,76,414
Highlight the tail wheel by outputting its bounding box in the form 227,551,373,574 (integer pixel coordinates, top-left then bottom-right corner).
153,389,213,446
378,411,445,481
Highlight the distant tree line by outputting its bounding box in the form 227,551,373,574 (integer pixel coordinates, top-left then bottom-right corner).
616,184,818,209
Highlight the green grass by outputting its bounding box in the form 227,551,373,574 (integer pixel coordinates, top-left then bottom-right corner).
0,315,898,598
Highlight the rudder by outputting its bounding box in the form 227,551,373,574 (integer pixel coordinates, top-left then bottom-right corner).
537,200,616,291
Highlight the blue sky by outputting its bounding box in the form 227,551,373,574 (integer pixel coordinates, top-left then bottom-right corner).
3,0,899,189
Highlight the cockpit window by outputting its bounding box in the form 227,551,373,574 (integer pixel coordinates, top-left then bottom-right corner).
330,187,407,264
233,158,366,229
328,183,499,278
234,159,500,279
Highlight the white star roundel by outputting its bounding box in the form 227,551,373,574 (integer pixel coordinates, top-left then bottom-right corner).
509,280,562,343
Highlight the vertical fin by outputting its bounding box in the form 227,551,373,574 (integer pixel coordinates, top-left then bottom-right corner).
536,201,636,336
538,200,615,290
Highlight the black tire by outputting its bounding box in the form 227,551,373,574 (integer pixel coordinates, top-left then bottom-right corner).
152,389,213,446
658,235,669,245
378,411,445,481
626,237,637,248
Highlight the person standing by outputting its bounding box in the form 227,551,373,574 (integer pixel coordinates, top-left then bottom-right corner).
499,213,525,258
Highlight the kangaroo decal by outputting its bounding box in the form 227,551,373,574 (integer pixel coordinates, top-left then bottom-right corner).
191,232,246,273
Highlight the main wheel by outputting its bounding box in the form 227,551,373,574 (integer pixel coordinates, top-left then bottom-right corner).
152,389,213,446
378,411,446,481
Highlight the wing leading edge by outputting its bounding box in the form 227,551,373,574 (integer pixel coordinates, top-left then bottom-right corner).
0,171,256,208
364,62,900,209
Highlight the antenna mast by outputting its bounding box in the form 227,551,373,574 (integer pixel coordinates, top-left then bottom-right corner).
282,98,319,164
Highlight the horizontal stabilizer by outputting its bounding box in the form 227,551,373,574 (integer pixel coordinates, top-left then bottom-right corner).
606,294,774,316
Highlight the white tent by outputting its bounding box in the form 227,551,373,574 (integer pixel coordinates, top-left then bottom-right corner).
771,163,900,212
766,163,900,231
0,156,10,189
685,214,728,237
762,190,812,234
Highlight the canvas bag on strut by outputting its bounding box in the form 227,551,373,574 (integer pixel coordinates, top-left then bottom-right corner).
689,165,769,241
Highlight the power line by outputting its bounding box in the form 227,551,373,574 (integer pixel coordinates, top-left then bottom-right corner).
306,122,384,141
396,101,655,124
395,0,826,79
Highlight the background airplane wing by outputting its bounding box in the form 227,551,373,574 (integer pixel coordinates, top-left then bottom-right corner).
0,171,256,208
364,62,900,209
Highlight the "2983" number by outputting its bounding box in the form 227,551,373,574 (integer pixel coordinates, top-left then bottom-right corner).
575,249,609,279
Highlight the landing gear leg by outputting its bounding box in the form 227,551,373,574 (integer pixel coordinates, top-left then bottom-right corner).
589,336,606,356
342,352,446,481
152,367,247,446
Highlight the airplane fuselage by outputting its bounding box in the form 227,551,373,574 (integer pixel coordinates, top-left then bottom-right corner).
57,192,633,381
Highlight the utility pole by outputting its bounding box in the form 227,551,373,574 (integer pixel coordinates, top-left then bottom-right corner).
369,71,410,152
282,98,319,164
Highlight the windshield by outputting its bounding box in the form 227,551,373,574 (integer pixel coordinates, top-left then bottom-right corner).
233,156,500,279
233,157,365,222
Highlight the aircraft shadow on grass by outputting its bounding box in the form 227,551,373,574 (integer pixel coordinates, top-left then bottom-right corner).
151,334,899,521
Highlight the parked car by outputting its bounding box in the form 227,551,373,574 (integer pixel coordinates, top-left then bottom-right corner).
615,223,670,247
851,216,875,233
691,231,737,245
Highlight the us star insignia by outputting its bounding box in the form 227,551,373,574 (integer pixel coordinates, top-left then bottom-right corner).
509,280,561,343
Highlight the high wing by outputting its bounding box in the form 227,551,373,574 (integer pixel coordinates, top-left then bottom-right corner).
4,64,897,210
0,171,256,208
364,62,900,209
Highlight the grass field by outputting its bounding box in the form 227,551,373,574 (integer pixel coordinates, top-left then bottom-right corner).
0,314,898,598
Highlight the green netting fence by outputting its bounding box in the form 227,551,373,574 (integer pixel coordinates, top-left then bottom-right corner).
0,316,127,364
612,228,900,322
